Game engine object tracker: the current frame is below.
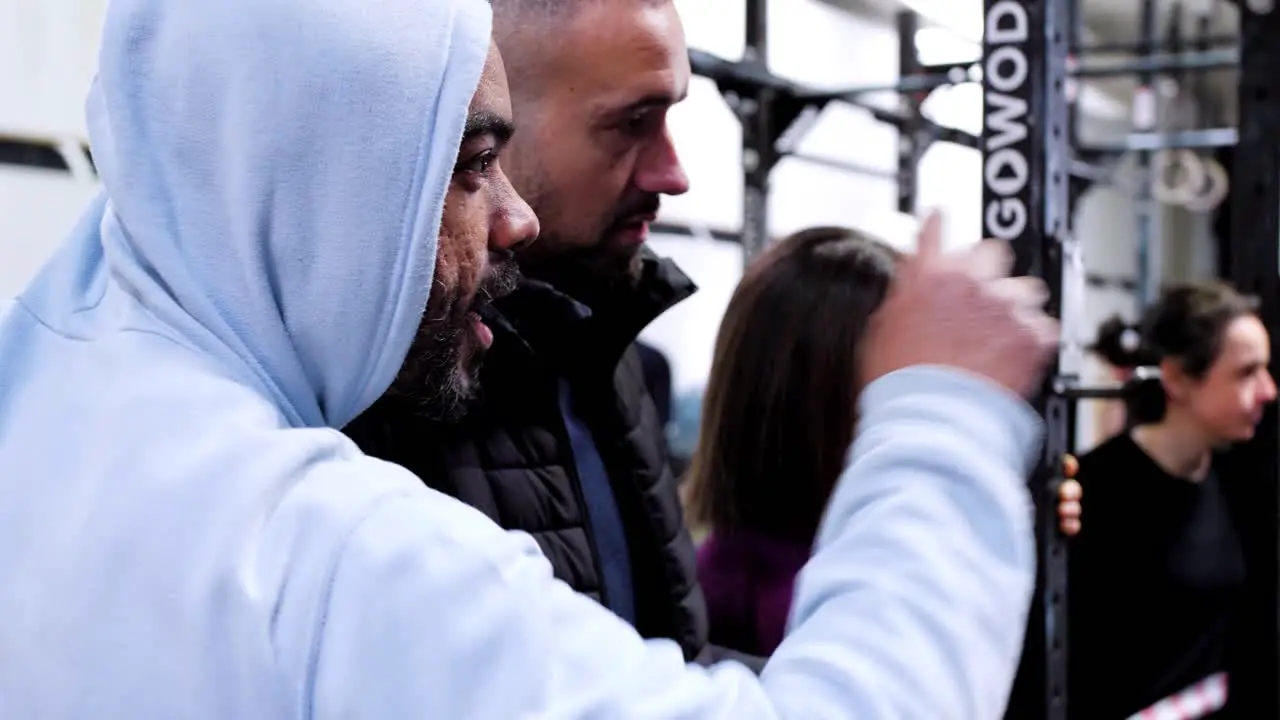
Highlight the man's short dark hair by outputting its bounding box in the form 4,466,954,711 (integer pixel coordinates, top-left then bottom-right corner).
490,0,580,18
491,0,663,20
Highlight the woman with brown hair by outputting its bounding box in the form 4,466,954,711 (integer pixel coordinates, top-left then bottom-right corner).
685,226,1083,659
684,226,898,658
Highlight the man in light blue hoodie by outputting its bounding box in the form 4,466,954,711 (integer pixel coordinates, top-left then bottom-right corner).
0,0,1058,717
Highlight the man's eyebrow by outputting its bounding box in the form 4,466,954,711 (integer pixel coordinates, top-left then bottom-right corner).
463,111,514,143
595,90,687,122
627,91,682,113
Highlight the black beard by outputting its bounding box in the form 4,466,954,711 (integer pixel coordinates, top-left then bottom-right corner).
516,194,657,305
518,239,644,309
387,258,520,421
387,312,477,422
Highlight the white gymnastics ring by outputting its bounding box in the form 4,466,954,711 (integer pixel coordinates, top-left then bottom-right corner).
1151,149,1206,207
1181,156,1230,213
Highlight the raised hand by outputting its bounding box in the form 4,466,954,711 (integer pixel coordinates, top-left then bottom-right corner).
860,210,1059,399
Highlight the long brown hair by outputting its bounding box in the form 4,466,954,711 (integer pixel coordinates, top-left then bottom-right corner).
685,227,898,543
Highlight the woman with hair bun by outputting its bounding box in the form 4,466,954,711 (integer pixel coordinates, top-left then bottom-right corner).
1088,313,1154,440
1068,282,1276,720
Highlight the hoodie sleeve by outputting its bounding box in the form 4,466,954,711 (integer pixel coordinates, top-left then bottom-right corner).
307,366,1039,719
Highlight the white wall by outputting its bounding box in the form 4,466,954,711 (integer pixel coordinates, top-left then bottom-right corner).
0,0,106,297
0,0,105,138
0,167,98,295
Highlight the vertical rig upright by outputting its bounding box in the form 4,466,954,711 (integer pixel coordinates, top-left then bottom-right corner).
896,10,923,215
982,1,1074,719
1133,0,1160,306
1225,2,1280,715
740,0,774,261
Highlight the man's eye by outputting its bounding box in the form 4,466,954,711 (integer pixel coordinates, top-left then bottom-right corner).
459,151,496,175
621,110,657,136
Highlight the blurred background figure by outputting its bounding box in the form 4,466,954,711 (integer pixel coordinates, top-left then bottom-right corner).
637,341,675,429
636,340,687,477
684,227,897,657
1067,282,1276,720
682,225,1087,659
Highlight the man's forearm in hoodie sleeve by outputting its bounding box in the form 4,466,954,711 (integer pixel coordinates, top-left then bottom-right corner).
307,365,1040,718
758,365,1040,718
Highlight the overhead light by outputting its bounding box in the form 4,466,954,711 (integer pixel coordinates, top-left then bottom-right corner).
897,0,983,43
914,27,980,65
851,210,924,252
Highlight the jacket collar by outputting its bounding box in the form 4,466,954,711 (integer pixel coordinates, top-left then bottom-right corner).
484,247,696,376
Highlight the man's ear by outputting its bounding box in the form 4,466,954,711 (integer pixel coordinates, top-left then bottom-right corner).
1159,356,1191,403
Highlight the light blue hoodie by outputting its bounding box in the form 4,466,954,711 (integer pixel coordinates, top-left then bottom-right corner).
0,0,1039,717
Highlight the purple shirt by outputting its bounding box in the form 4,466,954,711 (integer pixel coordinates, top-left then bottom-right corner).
696,531,814,657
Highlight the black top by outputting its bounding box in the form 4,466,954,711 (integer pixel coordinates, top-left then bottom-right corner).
1068,432,1245,719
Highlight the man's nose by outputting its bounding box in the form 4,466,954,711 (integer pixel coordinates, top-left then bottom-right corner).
1262,370,1278,403
492,186,540,253
633,128,689,197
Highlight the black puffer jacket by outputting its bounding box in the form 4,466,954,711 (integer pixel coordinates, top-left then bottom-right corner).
346,252,748,666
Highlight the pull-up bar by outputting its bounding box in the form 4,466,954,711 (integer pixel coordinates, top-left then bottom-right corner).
1071,47,1239,77
0,132,95,181
688,48,980,145
689,0,984,262
1081,126,1238,154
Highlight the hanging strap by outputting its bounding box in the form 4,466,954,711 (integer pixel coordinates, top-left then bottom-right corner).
1126,672,1228,720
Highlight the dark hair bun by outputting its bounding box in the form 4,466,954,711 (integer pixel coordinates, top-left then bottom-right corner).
1091,315,1152,369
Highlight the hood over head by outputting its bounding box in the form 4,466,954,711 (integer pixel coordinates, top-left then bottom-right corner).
41,0,492,428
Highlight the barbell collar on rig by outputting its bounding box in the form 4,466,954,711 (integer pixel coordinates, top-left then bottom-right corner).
1070,48,1239,78
1052,367,1162,399
1079,127,1238,154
